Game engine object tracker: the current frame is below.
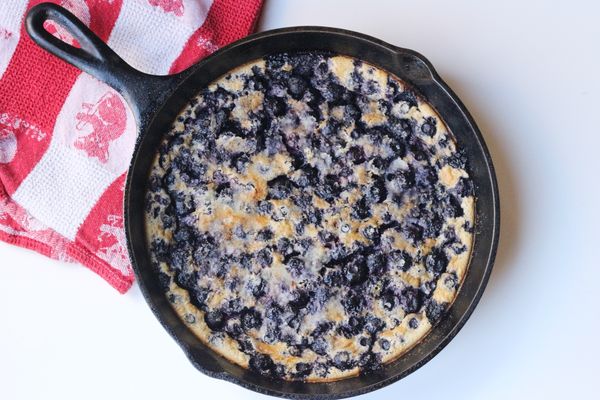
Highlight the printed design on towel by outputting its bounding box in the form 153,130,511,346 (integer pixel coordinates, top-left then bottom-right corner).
0,190,73,262
0,113,47,143
0,195,46,232
0,126,17,164
96,214,131,275
0,113,47,165
73,92,127,163
0,28,12,40
148,0,184,16
43,0,91,46
196,37,219,53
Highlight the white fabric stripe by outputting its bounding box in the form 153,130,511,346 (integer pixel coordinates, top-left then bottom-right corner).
55,74,137,177
0,1,28,79
12,139,116,240
107,0,213,75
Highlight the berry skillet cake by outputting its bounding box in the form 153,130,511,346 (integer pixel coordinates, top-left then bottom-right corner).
145,52,475,382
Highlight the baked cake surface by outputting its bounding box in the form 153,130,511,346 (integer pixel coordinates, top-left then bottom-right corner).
145,52,475,381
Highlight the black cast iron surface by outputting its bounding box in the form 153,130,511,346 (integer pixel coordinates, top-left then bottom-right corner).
26,3,500,399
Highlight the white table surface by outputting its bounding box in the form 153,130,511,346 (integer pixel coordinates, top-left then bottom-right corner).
2,1,599,399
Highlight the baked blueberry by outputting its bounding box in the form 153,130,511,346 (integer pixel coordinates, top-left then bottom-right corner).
333,351,353,370
204,310,227,331
304,207,323,225
173,150,206,183
264,95,288,117
231,152,251,172
394,168,416,189
343,257,368,285
189,287,210,309
276,237,293,255
425,248,449,274
172,191,195,215
447,148,468,169
184,314,196,324
366,175,388,203
421,117,437,136
347,145,366,164
251,278,267,298
151,238,170,263
318,230,337,246
387,250,412,271
313,363,330,378
401,222,424,244
287,75,308,100
379,338,390,351
174,271,197,291
297,165,320,187
381,290,396,311
156,271,171,291
289,291,310,312
294,362,313,378
256,228,274,241
358,351,381,372
425,301,447,325
351,197,372,220
265,304,284,324
241,307,263,331
249,353,276,376
444,273,458,289
289,53,318,78
398,287,423,313
421,280,437,296
257,200,274,215
238,252,252,269
298,238,313,253
364,316,385,334
342,291,367,314
257,248,273,267
286,257,305,277
169,245,190,271
311,336,329,356
343,316,365,337
442,194,464,218
315,174,343,203
323,270,344,287
267,175,295,200
366,253,387,275
237,338,255,353
423,213,444,238
408,317,419,329
371,156,387,170
455,177,474,197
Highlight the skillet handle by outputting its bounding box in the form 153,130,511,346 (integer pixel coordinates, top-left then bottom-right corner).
25,2,188,127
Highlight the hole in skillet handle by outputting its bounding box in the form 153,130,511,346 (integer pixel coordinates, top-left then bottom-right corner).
24,2,190,129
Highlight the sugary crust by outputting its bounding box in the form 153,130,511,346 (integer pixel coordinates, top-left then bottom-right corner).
145,53,475,381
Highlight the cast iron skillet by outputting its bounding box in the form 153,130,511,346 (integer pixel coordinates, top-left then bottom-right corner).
26,3,500,399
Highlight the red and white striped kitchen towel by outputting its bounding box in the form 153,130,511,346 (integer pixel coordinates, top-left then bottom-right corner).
0,0,263,293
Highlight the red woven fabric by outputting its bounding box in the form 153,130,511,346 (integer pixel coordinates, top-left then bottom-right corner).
0,0,263,293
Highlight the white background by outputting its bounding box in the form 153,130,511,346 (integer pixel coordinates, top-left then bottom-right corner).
1,1,599,399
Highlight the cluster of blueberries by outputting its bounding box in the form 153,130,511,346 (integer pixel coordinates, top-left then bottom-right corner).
147,52,474,379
